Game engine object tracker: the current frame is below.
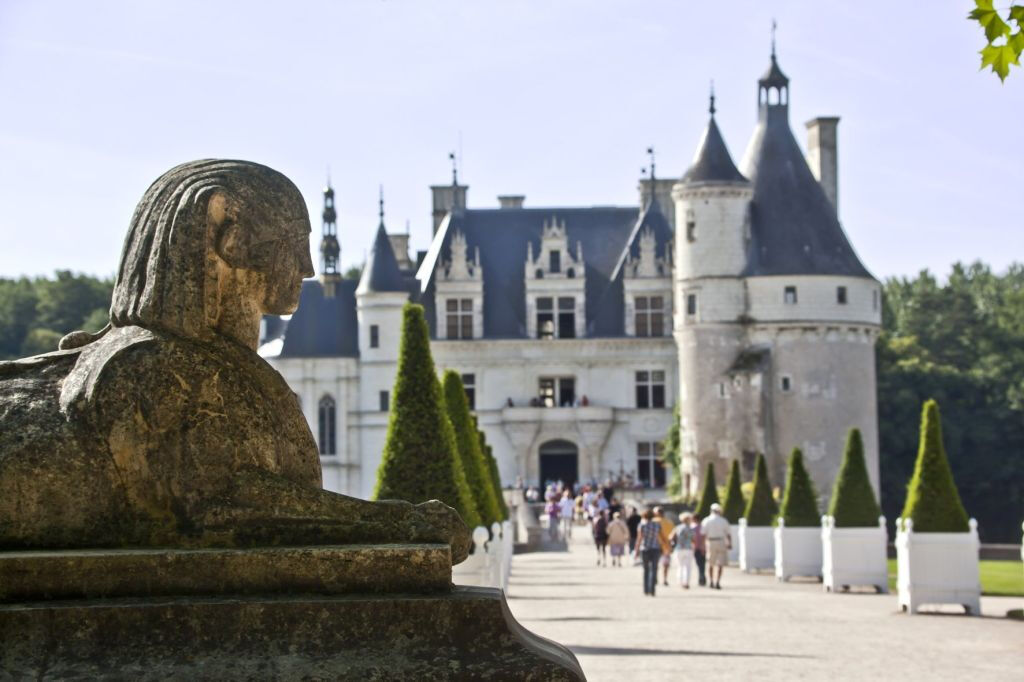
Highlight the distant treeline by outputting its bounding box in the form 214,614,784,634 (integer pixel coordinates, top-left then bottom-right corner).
2,263,1021,541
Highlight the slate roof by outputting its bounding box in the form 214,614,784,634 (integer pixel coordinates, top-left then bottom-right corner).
357,223,406,294
740,60,873,280
759,54,790,88
680,116,748,186
419,206,655,339
277,279,360,357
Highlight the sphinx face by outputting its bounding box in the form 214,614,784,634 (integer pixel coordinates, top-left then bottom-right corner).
259,226,314,315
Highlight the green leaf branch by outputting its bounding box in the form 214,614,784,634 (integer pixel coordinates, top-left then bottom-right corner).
970,1,1024,81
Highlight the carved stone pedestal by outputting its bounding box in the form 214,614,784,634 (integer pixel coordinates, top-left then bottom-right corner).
0,545,585,680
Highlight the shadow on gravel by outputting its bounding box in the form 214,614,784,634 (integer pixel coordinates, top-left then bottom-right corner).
566,645,813,659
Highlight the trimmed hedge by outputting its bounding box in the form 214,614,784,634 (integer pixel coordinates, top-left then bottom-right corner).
743,453,778,526
828,428,882,527
443,371,503,527
694,462,719,518
661,404,683,499
721,459,745,524
778,448,820,527
901,399,970,533
476,426,509,521
373,304,480,528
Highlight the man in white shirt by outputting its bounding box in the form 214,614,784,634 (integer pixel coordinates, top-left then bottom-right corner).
558,491,575,539
700,503,732,590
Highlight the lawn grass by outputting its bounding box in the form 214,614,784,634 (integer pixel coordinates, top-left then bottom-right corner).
886,559,1024,596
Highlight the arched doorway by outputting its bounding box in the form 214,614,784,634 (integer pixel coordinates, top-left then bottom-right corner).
539,439,578,490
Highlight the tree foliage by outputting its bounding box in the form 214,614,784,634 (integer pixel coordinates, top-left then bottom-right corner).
721,459,745,524
743,453,778,526
878,262,1024,541
829,428,882,527
659,403,682,499
476,424,509,521
694,461,718,518
901,400,970,533
778,448,820,528
443,370,502,527
969,1,1024,81
373,304,480,528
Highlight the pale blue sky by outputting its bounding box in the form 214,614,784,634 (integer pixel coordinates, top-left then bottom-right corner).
0,1,1020,281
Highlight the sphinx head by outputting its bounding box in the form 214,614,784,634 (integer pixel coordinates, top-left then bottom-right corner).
109,160,314,345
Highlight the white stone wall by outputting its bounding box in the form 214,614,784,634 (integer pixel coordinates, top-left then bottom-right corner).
746,275,880,326
672,184,752,279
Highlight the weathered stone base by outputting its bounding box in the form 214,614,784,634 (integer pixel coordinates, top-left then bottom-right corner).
1,586,584,680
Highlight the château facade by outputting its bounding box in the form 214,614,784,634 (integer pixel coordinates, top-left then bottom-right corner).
260,51,881,504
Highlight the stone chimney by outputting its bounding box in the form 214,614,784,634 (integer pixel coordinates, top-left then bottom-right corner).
430,183,468,235
805,117,839,214
498,195,525,209
387,233,412,270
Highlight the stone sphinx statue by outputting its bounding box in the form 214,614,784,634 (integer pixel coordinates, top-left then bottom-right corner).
0,159,469,562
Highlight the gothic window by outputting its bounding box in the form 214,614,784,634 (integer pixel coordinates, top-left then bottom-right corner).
558,297,576,339
318,395,336,456
369,325,379,348
784,286,798,304
462,373,476,410
634,296,665,337
379,390,389,412
539,377,575,407
637,442,666,488
837,286,848,304
536,297,554,339
635,370,666,409
549,250,561,273
446,298,473,339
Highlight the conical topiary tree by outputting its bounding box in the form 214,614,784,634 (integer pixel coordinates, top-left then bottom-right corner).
778,448,820,527
901,399,970,532
477,427,509,521
721,459,745,524
744,453,778,526
443,371,502,527
373,304,480,528
660,404,683,499
694,462,719,518
828,428,882,527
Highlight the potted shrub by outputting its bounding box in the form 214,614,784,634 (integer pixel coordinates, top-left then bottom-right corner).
739,453,777,572
721,459,745,564
896,400,980,615
774,448,822,581
822,428,887,593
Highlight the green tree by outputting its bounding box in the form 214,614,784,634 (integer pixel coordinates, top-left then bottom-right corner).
20,328,62,356
828,428,882,527
343,264,363,280
778,448,820,527
969,1,1024,81
34,271,112,335
659,404,682,498
477,425,509,521
443,370,502,527
80,307,110,333
0,277,39,359
373,304,479,528
901,400,970,533
721,459,745,524
694,462,718,518
743,453,778,526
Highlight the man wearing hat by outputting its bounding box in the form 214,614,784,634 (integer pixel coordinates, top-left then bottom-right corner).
700,503,732,590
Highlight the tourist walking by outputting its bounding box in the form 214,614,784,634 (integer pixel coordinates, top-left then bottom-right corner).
670,513,696,588
606,511,629,566
653,507,675,586
635,510,663,595
592,509,610,566
701,503,732,589
558,490,575,539
625,506,641,562
545,497,560,541
692,515,707,586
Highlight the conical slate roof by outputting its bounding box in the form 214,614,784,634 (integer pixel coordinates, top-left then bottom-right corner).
759,54,789,88
357,223,406,294
681,116,748,185
739,59,872,279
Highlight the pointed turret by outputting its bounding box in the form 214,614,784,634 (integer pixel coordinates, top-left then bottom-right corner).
357,189,406,295
681,87,748,186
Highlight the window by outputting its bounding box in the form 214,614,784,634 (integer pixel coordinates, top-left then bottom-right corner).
462,373,475,410
536,297,554,339
318,395,336,455
549,250,561,273
837,286,847,304
637,442,666,488
686,210,696,243
379,390,389,412
558,297,576,338
634,296,665,337
445,298,473,339
635,370,666,409
539,377,575,407
784,286,798,304
780,375,792,392
686,293,697,318
716,382,728,399
369,325,379,348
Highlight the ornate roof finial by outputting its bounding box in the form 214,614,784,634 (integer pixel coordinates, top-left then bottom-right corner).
709,80,716,117
378,185,385,227
647,147,656,182
449,151,458,186
771,18,777,59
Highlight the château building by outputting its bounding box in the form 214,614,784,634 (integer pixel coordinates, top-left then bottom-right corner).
260,51,881,504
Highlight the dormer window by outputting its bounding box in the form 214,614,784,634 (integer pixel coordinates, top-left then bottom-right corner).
537,297,554,339
784,286,798,304
558,297,576,339
549,250,561,273
445,299,473,340
635,296,665,337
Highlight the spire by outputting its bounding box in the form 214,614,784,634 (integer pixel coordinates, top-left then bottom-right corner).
319,176,341,282
681,98,747,186
644,146,659,208
771,18,777,59
357,215,406,295
709,80,716,117
378,185,385,228
449,151,458,186
759,21,789,115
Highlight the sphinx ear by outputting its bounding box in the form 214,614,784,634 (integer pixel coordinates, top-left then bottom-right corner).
209,193,248,268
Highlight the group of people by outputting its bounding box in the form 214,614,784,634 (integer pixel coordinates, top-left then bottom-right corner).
592,502,733,596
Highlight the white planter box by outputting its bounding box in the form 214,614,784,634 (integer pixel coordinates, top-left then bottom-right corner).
774,520,822,581
895,517,981,615
821,515,888,593
728,542,739,565
739,519,774,572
